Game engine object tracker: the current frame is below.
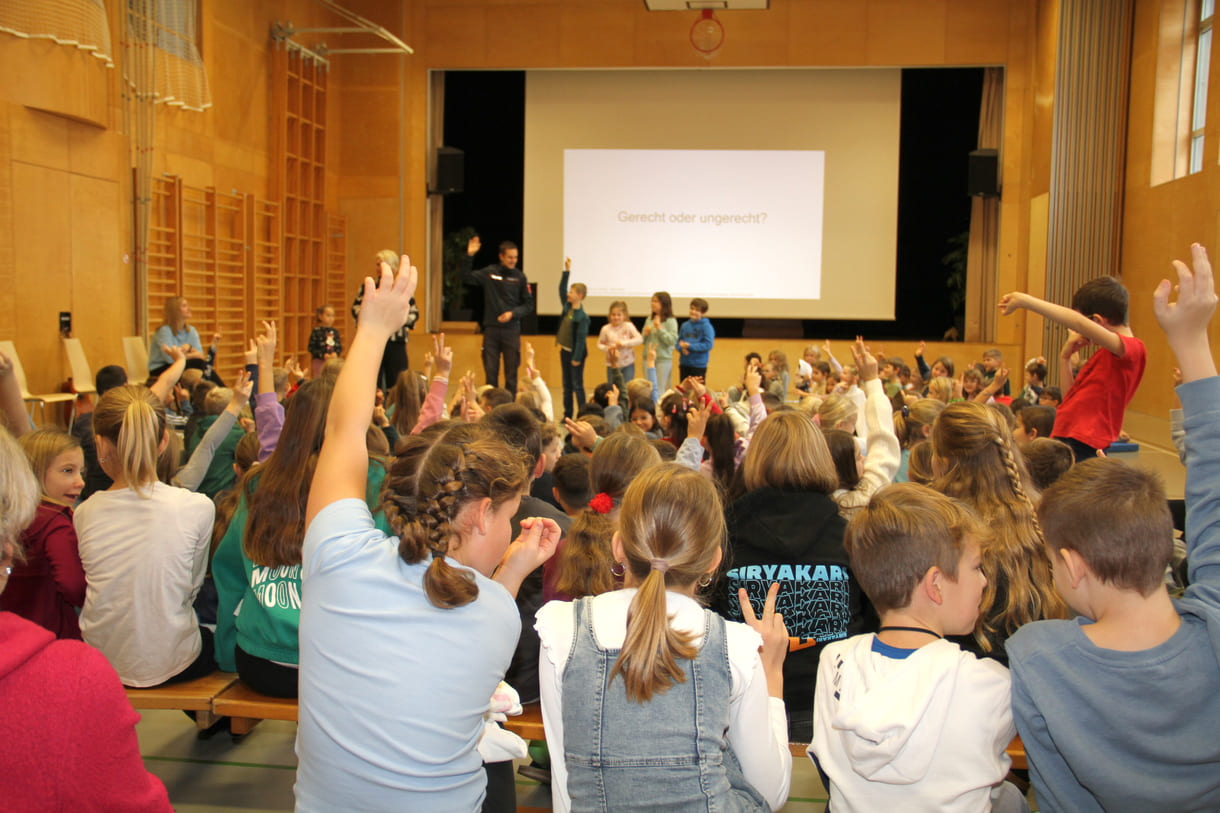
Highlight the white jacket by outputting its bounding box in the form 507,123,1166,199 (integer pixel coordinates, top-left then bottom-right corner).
810,635,1015,813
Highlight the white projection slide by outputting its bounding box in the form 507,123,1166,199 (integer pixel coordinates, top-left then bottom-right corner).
562,149,824,301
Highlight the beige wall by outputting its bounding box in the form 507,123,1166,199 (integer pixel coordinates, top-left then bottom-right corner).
2,0,1052,407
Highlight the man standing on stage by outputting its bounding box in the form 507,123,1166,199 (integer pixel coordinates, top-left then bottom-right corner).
461,235,534,394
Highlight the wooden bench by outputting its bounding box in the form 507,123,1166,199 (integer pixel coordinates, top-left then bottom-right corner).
212,680,300,735
501,701,547,741
124,671,237,730
1006,735,1027,770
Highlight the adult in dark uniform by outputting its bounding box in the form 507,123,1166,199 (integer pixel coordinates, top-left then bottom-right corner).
460,236,534,394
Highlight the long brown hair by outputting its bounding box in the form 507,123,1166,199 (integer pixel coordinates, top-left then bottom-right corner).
610,465,724,703
554,434,660,599
932,400,1068,650
387,369,426,435
382,426,526,609
242,378,335,567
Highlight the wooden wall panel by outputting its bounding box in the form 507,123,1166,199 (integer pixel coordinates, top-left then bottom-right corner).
11,162,72,393
69,174,126,371
787,1,868,65
864,0,949,65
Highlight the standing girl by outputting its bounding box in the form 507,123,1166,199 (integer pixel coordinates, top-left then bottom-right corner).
0,429,87,639
75,385,215,686
308,304,343,378
297,256,560,811
597,300,643,384
536,464,792,812
642,291,678,392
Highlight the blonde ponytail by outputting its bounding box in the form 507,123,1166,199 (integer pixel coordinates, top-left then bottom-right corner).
93,385,167,496
609,465,723,703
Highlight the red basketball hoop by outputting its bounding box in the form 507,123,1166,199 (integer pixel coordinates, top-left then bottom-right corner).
690,9,724,58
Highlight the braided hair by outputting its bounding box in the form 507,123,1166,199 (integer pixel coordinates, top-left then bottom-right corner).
932,400,1068,653
382,424,527,609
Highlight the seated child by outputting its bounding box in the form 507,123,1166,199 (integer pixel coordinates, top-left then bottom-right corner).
1000,276,1146,461
1038,385,1063,408
1020,357,1047,403
551,454,592,518
1007,243,1220,812
981,349,1010,396
811,483,1027,813
1013,405,1055,443
1019,438,1074,492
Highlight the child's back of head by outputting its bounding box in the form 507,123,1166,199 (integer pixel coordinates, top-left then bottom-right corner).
1071,276,1129,326
1020,437,1074,492
1038,457,1172,597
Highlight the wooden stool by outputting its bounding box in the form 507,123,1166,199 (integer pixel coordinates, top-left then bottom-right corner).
124,671,237,730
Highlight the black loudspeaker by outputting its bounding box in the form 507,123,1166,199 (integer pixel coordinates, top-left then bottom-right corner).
968,149,999,198
433,146,464,195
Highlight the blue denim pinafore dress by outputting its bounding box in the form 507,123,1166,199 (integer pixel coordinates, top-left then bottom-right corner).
561,596,769,812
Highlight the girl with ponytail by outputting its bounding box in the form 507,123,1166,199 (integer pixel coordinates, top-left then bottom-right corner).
536,464,792,812
297,254,561,811
932,400,1068,663
74,385,216,687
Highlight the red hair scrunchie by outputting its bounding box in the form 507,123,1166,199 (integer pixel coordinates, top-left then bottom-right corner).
589,492,613,515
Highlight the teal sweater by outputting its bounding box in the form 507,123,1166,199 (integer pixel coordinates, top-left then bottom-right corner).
212,461,389,671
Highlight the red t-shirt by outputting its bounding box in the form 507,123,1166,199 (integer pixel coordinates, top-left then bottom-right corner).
1052,333,1146,450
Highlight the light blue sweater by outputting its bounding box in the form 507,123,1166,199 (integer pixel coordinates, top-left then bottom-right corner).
1008,374,1220,813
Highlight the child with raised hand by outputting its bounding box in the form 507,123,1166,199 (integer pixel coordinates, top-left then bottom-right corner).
536,464,792,812
811,484,1027,813
557,257,590,420
298,255,561,812
1008,243,1220,813
1000,275,1146,462
826,338,900,520
0,429,87,639
597,300,644,385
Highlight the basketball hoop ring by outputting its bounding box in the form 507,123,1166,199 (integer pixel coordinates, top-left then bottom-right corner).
690,9,724,59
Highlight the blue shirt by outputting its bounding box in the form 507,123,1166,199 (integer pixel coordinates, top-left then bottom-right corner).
1008,375,1220,813
678,318,715,367
295,499,521,812
148,324,202,370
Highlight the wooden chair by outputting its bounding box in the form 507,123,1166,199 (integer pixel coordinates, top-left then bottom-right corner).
124,671,238,730
62,337,97,398
122,336,149,379
0,339,76,427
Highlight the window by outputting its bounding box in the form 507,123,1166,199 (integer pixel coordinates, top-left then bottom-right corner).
1190,0,1213,173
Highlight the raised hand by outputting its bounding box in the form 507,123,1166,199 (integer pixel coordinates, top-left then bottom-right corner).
607,384,619,407
851,336,879,382
1156,242,1218,382
685,400,711,440
433,332,453,378
243,340,258,366
467,235,481,256
916,340,926,358
564,256,572,271
564,417,597,451
744,365,762,397
359,255,419,336
256,320,277,366
229,370,253,407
